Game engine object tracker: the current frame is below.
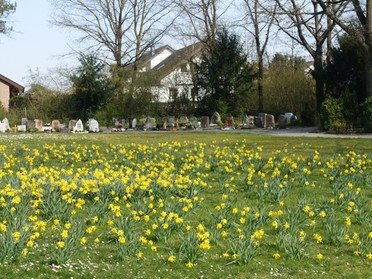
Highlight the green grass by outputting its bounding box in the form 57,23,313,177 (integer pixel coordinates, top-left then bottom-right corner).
0,132,371,278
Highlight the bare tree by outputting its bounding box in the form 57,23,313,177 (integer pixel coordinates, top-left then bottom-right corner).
50,0,174,67
174,0,234,50
274,0,348,111
317,0,372,98
240,0,277,112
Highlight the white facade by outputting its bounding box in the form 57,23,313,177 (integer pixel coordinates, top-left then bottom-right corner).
138,43,202,103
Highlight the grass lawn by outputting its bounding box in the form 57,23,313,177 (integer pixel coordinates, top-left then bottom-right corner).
0,131,371,278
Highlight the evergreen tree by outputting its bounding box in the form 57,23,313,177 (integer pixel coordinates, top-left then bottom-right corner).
70,54,113,120
195,28,255,116
326,33,365,103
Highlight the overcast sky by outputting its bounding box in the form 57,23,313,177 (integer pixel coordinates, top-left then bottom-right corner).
0,0,74,86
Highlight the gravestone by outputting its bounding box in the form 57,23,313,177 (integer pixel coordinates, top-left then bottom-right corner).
266,114,275,129
0,122,5,133
17,125,27,132
112,118,124,129
69,120,77,131
201,116,209,129
211,112,221,125
278,114,287,129
189,116,199,129
52,120,62,131
248,116,254,126
285,112,293,122
34,119,43,132
254,116,263,128
162,117,168,129
27,120,35,131
73,119,84,132
21,118,28,126
132,118,137,129
242,114,249,127
88,118,99,132
224,116,234,128
2,118,10,131
168,116,175,127
179,116,188,125
145,116,153,130
258,113,267,128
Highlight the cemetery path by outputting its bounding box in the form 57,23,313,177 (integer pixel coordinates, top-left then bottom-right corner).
230,127,372,139
103,126,372,138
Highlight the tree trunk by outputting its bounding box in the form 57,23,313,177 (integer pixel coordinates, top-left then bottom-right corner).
366,0,372,97
257,62,264,112
313,51,325,111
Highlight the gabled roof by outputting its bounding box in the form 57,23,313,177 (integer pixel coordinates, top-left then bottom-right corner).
138,42,204,85
0,74,25,94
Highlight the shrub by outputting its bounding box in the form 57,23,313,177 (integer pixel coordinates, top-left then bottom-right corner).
320,97,344,131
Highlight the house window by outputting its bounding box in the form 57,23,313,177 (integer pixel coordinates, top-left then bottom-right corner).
180,63,188,72
169,87,178,101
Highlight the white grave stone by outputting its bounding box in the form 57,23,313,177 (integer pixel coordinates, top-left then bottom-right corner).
0,122,5,133
17,125,27,132
132,118,137,129
88,118,99,132
258,113,267,128
2,118,10,131
285,113,293,121
73,119,84,133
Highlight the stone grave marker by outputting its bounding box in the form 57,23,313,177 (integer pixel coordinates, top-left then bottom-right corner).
248,116,254,126
258,113,267,128
132,118,137,129
179,116,188,125
162,117,168,129
21,118,28,126
52,120,62,131
168,116,175,127
0,121,5,133
17,125,27,132
278,114,287,129
88,118,99,132
211,112,221,125
34,119,43,132
254,116,263,128
73,119,84,132
224,116,234,129
27,120,35,131
285,112,293,122
189,116,199,129
201,116,209,129
242,114,249,127
2,118,10,131
266,114,275,129
69,120,77,131
145,116,153,130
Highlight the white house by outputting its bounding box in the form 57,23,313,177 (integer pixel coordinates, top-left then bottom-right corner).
134,42,204,103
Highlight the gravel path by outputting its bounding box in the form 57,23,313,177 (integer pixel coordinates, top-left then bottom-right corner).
234,126,372,138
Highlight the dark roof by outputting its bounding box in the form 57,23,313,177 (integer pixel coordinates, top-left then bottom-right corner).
0,74,25,94
138,42,204,85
